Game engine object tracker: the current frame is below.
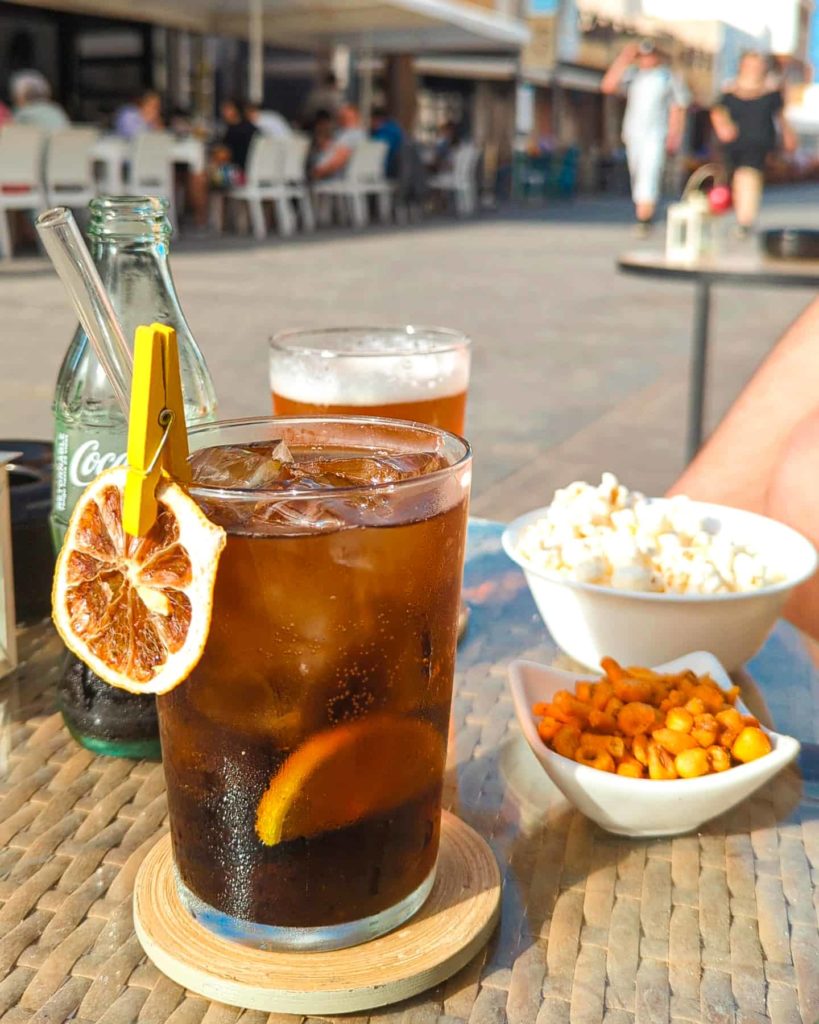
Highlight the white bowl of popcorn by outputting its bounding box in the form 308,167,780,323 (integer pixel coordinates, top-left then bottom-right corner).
502,475,817,671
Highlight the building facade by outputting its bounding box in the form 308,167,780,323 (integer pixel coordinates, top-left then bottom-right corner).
0,0,530,131
514,0,815,191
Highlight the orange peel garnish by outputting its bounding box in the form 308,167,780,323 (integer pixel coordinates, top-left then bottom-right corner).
256,714,446,846
52,466,225,695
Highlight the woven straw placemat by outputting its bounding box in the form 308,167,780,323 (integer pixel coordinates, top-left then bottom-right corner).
1,524,818,1024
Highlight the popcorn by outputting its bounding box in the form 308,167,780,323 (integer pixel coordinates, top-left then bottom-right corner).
611,565,663,592
573,556,609,584
515,475,782,595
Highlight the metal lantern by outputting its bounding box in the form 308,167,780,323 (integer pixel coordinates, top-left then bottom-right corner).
666,164,726,263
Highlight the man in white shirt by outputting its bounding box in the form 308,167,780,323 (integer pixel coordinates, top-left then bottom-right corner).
603,41,689,234
246,104,292,139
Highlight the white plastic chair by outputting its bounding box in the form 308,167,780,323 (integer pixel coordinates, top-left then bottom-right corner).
0,125,47,260
128,132,176,225
313,139,392,229
282,134,314,231
45,127,99,209
228,135,295,240
428,142,480,216
357,139,394,223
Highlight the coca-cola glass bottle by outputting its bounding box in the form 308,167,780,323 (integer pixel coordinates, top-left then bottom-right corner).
51,196,218,758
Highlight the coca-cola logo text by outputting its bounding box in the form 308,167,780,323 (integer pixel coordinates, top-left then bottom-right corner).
69,440,128,487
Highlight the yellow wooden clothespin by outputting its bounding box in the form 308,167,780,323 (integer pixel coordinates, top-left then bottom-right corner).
123,323,191,538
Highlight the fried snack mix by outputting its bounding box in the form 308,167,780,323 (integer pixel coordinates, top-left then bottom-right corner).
532,657,772,779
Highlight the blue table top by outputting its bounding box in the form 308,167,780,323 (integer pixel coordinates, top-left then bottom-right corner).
463,519,819,783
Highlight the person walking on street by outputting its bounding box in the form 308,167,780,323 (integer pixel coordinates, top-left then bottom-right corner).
711,51,796,238
602,40,689,235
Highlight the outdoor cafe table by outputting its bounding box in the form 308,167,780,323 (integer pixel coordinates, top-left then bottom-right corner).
91,135,206,195
617,250,819,464
1,519,818,1024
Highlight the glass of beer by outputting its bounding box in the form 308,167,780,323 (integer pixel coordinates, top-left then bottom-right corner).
158,416,471,952
269,326,471,434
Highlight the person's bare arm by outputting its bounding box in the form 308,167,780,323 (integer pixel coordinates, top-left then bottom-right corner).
666,104,686,154
671,297,819,639
312,144,351,179
666,72,690,153
602,43,638,95
671,296,819,511
710,103,737,144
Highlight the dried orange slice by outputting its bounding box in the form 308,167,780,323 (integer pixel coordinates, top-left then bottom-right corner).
256,715,445,846
52,466,226,695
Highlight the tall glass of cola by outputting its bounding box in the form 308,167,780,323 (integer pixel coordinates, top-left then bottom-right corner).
158,416,471,951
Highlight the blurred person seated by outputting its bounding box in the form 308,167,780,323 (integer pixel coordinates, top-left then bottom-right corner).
370,106,403,179
670,297,819,641
246,103,292,139
307,109,335,177
431,121,461,173
115,90,163,139
169,104,211,229
115,90,210,229
210,98,259,187
311,103,363,180
12,71,68,132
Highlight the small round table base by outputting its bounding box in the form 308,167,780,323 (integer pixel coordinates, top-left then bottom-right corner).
133,811,501,1015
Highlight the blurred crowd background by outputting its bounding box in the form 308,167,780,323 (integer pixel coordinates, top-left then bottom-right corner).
0,1,817,216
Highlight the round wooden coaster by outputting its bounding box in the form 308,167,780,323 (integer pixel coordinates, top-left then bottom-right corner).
133,811,501,1014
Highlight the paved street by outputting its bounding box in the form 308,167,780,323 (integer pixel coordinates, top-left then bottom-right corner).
3,186,818,520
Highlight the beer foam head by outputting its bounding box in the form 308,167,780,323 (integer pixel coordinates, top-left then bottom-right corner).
270,333,470,406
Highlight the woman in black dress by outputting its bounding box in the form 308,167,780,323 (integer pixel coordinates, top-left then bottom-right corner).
711,51,796,235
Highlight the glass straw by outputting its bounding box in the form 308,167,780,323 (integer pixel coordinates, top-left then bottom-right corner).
36,207,132,416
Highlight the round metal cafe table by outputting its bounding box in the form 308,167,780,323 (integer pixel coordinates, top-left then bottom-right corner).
617,249,819,462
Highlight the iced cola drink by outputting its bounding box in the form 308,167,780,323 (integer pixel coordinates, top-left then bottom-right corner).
158,417,471,951
270,327,470,435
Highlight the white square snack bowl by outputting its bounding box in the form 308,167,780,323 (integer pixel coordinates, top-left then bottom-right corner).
502,501,818,672
509,652,800,838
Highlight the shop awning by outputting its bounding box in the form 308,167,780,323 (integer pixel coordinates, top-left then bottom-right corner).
208,0,530,53
12,0,528,51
